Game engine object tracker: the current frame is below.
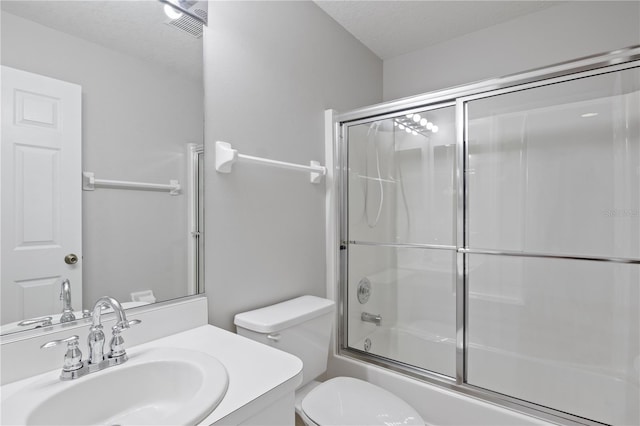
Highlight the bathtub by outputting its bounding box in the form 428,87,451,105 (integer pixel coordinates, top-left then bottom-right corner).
347,325,639,425
354,325,456,377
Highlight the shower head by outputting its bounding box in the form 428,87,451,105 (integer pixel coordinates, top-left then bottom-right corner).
367,120,396,134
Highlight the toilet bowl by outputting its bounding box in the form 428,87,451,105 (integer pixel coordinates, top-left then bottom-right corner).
234,295,425,426
299,376,423,425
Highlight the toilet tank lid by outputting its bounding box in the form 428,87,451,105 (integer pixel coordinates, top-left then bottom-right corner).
234,296,335,333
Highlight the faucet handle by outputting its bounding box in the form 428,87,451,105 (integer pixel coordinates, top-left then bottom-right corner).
40,335,78,349
112,319,142,332
41,335,83,372
18,316,53,327
109,319,141,359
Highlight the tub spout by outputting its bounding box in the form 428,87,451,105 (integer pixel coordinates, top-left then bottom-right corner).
361,312,382,326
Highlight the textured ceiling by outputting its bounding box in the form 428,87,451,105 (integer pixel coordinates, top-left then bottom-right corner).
1,0,563,77
314,1,563,60
1,0,203,82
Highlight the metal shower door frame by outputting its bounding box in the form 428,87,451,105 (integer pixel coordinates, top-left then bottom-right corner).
334,46,640,426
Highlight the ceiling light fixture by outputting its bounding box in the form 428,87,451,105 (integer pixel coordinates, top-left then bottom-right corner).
164,3,183,20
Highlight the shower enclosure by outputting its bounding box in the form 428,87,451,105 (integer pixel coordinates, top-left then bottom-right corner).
334,47,639,425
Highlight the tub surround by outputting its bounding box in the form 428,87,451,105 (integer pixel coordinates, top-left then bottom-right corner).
327,354,556,426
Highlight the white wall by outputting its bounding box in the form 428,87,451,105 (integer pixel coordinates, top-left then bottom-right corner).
203,1,382,331
384,1,640,100
1,12,203,307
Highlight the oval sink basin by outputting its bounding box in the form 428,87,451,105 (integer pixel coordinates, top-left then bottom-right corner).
1,347,228,425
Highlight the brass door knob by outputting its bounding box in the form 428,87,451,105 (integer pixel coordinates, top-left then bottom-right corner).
64,254,78,265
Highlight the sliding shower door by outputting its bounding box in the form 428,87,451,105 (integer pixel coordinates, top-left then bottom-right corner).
344,105,457,377
338,51,640,425
464,66,639,426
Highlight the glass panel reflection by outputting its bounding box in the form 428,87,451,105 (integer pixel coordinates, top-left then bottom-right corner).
467,254,640,425
347,106,456,246
467,67,640,259
347,243,456,377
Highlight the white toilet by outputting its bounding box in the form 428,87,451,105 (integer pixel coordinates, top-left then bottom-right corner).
234,295,425,426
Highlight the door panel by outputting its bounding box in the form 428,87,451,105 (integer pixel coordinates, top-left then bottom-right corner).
344,105,457,378
1,66,82,324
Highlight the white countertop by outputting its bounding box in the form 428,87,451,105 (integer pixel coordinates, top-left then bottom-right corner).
1,324,303,425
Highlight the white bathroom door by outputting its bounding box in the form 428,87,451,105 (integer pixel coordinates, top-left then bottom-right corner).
1,66,82,324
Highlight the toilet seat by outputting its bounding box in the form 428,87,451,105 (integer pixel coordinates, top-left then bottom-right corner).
301,377,425,426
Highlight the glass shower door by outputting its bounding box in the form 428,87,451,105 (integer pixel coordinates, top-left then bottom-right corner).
464,66,640,425
338,51,640,426
344,105,457,377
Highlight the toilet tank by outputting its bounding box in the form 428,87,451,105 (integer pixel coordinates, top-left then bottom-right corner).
234,296,335,388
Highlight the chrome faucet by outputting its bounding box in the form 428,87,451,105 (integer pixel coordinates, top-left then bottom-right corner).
361,312,382,326
88,296,136,364
41,296,141,380
59,279,76,323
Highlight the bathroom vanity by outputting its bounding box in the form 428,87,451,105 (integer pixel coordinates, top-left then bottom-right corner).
0,297,303,425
